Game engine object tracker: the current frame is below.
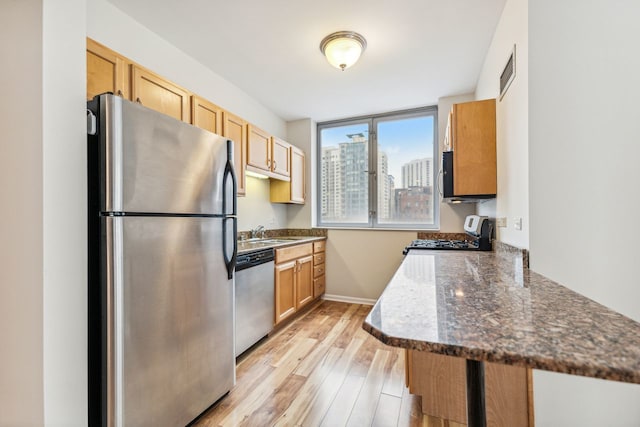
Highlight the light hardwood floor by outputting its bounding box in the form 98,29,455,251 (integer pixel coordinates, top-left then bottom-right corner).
193,300,464,427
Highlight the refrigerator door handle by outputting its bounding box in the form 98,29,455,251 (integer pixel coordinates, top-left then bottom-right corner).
222,139,238,279
222,216,237,280
223,139,238,216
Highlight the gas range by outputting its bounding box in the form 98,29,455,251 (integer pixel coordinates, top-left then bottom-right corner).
403,215,493,254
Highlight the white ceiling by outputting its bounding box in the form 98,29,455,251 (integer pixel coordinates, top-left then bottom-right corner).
106,0,506,122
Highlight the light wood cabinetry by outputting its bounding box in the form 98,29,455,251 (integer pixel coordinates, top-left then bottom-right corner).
222,111,247,196
270,137,291,178
246,124,272,173
271,145,305,204
406,350,532,426
86,38,129,100
275,242,325,325
445,98,496,197
274,261,297,324
130,65,191,123
191,95,222,135
313,240,326,298
86,39,305,199
246,125,293,181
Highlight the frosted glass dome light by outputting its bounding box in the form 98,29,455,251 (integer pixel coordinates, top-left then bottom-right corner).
320,31,367,71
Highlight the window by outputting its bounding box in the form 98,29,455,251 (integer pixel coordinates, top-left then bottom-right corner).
317,107,438,229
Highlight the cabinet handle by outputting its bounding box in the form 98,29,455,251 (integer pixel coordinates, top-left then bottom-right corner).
116,89,123,97
273,160,277,170
136,97,142,104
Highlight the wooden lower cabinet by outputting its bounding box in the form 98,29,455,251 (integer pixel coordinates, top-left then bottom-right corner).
406,350,532,426
274,240,326,325
296,255,314,308
313,240,326,298
274,243,313,325
274,261,297,324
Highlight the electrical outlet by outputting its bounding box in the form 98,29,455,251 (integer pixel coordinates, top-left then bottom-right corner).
496,217,507,228
513,217,522,230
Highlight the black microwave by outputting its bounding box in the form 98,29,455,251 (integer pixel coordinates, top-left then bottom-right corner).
442,151,495,202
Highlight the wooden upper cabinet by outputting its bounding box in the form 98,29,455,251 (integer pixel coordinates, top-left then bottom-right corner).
130,65,190,123
86,38,128,100
289,146,305,203
271,145,305,204
222,111,247,196
191,95,222,134
246,124,272,173
450,98,496,196
271,137,291,178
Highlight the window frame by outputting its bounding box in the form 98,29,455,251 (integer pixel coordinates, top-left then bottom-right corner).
316,106,439,230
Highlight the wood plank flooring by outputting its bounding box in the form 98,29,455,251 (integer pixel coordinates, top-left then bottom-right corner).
193,300,464,427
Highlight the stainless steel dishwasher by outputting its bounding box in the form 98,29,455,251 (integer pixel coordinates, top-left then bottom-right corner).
234,248,275,357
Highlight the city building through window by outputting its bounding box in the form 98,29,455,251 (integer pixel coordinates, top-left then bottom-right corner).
317,107,438,229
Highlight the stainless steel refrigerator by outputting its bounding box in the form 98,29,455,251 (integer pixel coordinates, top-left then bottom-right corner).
87,94,237,426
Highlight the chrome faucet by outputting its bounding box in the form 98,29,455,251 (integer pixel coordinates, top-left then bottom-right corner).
250,225,265,239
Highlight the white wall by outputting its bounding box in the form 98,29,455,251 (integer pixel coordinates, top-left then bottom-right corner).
475,0,529,249
43,0,88,424
237,177,288,232
285,118,315,229
0,2,45,425
86,0,286,139
529,0,640,425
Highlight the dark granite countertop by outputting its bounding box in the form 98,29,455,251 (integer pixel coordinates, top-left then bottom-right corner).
363,246,640,384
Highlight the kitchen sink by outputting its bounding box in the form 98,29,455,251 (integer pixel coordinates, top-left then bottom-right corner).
237,236,315,252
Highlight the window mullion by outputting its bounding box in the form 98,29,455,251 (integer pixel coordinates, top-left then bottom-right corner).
368,120,377,227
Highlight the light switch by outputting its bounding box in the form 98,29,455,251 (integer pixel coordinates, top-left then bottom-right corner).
513,217,522,230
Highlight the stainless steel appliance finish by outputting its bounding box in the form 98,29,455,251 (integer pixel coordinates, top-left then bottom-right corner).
234,248,275,357
403,216,493,254
88,94,237,427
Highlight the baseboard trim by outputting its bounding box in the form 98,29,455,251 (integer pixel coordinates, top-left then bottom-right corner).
322,294,376,306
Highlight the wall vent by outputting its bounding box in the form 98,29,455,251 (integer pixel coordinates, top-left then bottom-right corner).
499,44,516,100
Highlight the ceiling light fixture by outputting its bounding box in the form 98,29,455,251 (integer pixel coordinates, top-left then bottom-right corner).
320,31,367,71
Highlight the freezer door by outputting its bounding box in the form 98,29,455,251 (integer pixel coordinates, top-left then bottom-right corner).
98,94,233,215
103,216,234,427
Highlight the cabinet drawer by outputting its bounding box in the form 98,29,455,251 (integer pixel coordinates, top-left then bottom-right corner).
275,243,313,264
313,264,325,278
313,275,325,298
313,253,325,266
313,240,326,253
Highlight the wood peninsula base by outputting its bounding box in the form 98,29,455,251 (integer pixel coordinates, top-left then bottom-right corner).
406,350,534,426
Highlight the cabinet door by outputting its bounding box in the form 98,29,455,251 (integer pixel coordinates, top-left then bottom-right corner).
290,146,305,203
452,99,496,196
271,137,291,178
270,146,305,204
86,38,128,100
131,65,191,123
275,261,296,324
296,255,314,309
222,111,246,196
246,125,271,172
191,95,222,135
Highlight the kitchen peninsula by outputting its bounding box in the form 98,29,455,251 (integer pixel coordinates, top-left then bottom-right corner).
363,244,640,426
